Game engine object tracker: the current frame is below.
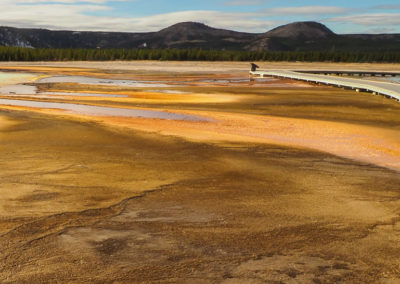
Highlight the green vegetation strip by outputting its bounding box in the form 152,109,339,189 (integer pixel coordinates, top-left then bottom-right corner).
0,46,400,63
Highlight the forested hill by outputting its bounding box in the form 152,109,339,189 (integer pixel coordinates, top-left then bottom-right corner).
0,21,399,52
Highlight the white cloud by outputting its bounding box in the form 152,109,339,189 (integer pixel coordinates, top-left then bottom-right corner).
365,27,396,33
0,1,277,32
222,0,264,6
133,11,276,32
262,6,349,16
8,0,128,3
0,1,397,34
327,13,400,27
372,4,400,10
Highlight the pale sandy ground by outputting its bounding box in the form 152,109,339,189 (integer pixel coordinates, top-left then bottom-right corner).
96,110,400,172
0,63,399,173
1,60,400,73
0,63,399,282
0,73,40,86
1,95,399,172
1,107,399,283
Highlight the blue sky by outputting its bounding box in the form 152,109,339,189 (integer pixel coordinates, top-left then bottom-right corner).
1,0,400,34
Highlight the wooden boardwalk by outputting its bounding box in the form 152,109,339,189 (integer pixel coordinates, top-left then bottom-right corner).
250,70,400,102
298,70,400,77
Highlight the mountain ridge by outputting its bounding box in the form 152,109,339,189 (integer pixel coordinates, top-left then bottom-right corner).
0,21,399,52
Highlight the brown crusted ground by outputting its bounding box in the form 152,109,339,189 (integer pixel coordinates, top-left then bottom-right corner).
0,63,399,283
1,61,400,73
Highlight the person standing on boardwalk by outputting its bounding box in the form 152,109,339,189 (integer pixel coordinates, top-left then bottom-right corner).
250,63,259,72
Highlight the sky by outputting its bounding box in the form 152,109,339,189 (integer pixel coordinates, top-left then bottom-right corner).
1,0,400,34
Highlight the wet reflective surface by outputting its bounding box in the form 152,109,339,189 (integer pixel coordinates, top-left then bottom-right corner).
40,92,128,98
0,99,209,121
0,84,37,95
388,77,400,84
38,76,169,87
0,85,128,98
1,64,400,283
149,89,190,94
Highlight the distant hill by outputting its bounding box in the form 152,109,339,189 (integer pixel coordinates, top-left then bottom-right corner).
142,22,254,50
0,21,399,52
264,21,335,39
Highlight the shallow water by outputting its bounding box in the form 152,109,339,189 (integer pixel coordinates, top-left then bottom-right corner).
0,83,127,98
201,78,277,85
150,89,190,94
201,79,250,83
40,92,128,98
0,84,38,95
38,76,169,88
0,99,208,121
387,77,400,84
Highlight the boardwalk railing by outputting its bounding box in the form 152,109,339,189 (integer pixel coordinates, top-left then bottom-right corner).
250,70,400,102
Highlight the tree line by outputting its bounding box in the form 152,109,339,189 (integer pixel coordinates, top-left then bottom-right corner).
0,46,399,63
